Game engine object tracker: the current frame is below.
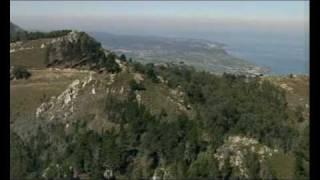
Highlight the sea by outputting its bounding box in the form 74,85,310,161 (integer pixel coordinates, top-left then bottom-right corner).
95,28,309,75
173,30,309,75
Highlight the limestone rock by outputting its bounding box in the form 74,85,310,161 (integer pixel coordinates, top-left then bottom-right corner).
214,135,278,178
35,72,95,121
91,87,96,95
134,73,144,83
103,169,113,180
119,86,124,94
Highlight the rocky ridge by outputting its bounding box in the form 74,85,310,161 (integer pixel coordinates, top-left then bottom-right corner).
44,30,117,71
36,71,96,122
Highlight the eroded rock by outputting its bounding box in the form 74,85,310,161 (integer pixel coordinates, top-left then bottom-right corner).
214,135,278,178
35,72,95,121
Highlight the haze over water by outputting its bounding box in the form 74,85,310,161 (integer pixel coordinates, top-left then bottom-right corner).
187,30,309,75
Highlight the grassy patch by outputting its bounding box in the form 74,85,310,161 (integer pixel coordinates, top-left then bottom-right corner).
263,75,309,110
10,69,89,122
10,48,47,68
263,75,309,130
10,39,52,68
141,79,195,120
267,152,296,179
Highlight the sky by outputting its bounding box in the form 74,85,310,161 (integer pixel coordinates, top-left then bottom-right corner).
10,1,309,36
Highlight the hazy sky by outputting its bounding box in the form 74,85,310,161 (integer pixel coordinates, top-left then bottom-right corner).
10,1,309,36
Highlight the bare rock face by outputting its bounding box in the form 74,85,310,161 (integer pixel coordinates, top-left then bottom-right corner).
151,168,171,180
119,86,124,94
107,74,116,85
279,83,293,91
133,73,144,83
46,31,104,68
91,87,96,95
103,169,114,180
135,92,142,104
36,72,95,121
46,31,80,65
10,41,22,48
214,136,279,178
157,75,166,84
115,58,127,71
167,87,191,112
10,41,34,54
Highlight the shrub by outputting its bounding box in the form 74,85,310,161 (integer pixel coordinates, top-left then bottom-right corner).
11,66,31,80
120,54,127,62
132,62,146,74
11,30,72,42
102,53,121,73
129,80,146,91
146,63,159,83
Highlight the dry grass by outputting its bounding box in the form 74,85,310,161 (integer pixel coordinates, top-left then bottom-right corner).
263,75,309,108
263,75,309,132
264,75,309,119
10,39,53,68
10,69,90,123
142,80,182,117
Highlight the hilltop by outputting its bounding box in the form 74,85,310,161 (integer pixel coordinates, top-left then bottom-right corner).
10,22,23,34
10,25,309,180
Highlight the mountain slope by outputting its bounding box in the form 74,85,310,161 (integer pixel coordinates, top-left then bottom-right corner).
10,27,309,180
10,30,120,73
10,22,23,34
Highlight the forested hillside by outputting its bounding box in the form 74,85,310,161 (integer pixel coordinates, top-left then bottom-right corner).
10,27,309,180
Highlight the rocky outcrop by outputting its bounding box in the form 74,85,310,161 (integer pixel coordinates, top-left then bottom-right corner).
103,169,114,180
135,92,142,104
133,73,144,83
107,74,116,85
156,75,168,84
167,86,191,112
36,72,95,121
279,83,293,91
151,168,171,180
10,41,34,54
214,136,279,178
115,58,127,72
10,41,22,48
46,31,106,69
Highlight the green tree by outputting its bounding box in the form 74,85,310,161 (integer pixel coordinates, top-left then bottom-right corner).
129,80,146,91
120,54,127,62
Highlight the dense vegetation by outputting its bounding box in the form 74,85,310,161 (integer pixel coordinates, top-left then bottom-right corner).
10,30,72,43
10,61,307,179
156,65,298,151
294,125,309,179
10,66,31,80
